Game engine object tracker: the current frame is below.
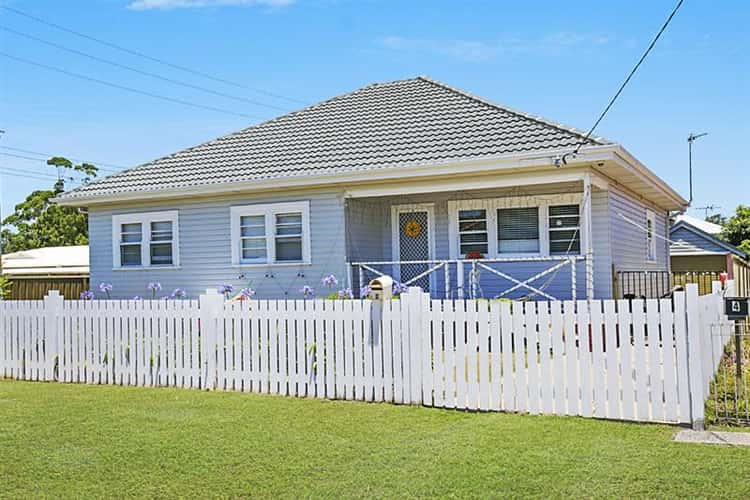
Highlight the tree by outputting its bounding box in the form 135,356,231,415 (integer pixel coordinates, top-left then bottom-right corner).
705,213,726,226
0,157,98,253
720,205,750,254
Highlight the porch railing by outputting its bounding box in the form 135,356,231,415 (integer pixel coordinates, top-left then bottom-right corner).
348,256,585,301
615,270,724,299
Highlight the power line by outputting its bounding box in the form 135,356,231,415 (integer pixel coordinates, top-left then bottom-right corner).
0,25,291,112
1,146,125,172
0,51,265,120
569,0,685,156
0,166,63,182
1,5,307,106
0,151,121,174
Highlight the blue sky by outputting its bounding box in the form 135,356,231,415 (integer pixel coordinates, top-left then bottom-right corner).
1,0,747,219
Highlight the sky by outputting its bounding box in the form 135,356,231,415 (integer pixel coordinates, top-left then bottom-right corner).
1,0,748,220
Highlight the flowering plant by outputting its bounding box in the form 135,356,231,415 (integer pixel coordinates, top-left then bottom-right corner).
147,282,162,299
360,285,371,297
218,283,234,299
80,290,94,300
393,282,409,295
321,274,338,288
98,282,113,299
337,288,354,299
299,285,315,298
240,287,256,300
171,288,186,299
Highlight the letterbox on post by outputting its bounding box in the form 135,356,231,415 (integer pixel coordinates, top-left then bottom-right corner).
368,276,393,301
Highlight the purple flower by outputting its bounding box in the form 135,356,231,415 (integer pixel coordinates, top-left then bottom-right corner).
98,282,113,299
161,296,170,301
147,282,162,299
393,282,409,295
218,283,234,296
337,288,353,299
171,288,186,299
299,285,315,298
360,285,371,297
321,274,338,288
240,287,256,300
80,290,94,300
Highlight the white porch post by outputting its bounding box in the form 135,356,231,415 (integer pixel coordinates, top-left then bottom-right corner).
583,173,595,300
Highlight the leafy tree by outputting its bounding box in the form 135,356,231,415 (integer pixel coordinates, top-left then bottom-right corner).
0,275,11,298
0,157,98,253
720,205,750,254
705,213,726,226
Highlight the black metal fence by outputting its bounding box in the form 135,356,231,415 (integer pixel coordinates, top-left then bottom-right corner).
707,321,750,426
615,270,722,299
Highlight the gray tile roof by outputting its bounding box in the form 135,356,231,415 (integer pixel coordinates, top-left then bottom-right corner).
58,76,610,201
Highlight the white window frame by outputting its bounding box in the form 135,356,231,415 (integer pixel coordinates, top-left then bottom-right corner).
230,201,311,266
448,193,585,259
646,209,657,262
112,210,180,270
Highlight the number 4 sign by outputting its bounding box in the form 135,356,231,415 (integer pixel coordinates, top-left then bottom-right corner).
725,297,749,320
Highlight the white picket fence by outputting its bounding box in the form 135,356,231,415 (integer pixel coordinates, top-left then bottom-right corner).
0,282,736,427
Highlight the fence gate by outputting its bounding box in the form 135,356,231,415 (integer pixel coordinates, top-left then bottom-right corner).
707,320,750,425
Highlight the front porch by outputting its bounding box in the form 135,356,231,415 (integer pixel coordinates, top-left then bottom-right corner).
343,172,600,300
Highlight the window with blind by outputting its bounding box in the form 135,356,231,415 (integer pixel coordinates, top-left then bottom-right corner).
112,211,179,268
497,207,540,253
231,201,310,265
548,204,580,255
458,209,488,256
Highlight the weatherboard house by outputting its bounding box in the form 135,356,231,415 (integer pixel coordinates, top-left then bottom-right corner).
55,77,687,300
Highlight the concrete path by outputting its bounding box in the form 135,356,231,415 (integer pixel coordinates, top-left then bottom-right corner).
674,429,750,446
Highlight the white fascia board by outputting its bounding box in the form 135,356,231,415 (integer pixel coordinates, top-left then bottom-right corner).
611,146,688,209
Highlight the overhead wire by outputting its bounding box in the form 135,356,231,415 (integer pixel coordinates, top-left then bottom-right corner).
0,25,291,112
1,4,308,106
0,151,121,174
567,0,685,158
0,51,266,120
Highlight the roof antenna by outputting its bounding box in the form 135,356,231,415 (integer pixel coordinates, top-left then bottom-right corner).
687,132,708,206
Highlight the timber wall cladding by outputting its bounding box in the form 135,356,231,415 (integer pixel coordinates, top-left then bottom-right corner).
0,283,735,427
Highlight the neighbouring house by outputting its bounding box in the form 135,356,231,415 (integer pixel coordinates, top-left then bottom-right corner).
670,214,749,295
1,245,89,299
54,77,687,300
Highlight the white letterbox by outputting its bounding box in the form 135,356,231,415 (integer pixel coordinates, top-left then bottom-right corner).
368,276,393,301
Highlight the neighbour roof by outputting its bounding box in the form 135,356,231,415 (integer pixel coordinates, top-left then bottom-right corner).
58,76,609,202
674,214,722,235
1,245,89,276
670,220,746,259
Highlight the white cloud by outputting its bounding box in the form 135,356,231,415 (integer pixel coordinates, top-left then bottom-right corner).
377,32,617,62
127,0,294,10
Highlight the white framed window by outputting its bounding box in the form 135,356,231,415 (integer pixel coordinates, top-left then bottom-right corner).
498,207,540,254
112,211,180,269
646,209,657,261
458,209,488,256
230,201,311,266
448,194,584,259
548,204,581,255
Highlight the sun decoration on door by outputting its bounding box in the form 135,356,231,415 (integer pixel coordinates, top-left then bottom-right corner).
404,219,422,238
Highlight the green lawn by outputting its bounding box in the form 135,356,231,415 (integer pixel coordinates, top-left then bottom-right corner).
1,381,749,499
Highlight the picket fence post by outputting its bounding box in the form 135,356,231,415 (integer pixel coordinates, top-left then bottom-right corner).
399,286,431,405
199,288,223,391
684,283,705,430
43,290,63,382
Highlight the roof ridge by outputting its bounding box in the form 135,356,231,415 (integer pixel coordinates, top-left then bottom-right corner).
416,75,610,147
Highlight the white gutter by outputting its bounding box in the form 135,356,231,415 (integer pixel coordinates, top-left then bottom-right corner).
53,144,686,210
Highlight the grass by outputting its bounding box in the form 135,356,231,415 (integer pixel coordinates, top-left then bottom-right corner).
1,381,750,499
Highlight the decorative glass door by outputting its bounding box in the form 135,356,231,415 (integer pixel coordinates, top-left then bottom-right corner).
394,206,432,292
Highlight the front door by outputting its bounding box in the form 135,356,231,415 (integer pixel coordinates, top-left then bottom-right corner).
393,205,433,292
